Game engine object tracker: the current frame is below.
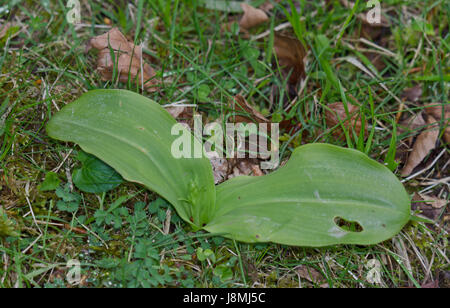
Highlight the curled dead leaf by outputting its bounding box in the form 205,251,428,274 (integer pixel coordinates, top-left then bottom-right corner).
239,3,269,31
324,102,364,138
401,114,439,176
86,28,158,91
273,34,306,85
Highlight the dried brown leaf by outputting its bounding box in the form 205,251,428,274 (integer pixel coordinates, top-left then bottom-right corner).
273,34,306,85
325,102,363,138
401,84,423,102
229,159,264,178
86,28,158,91
412,193,443,222
418,194,448,209
210,156,230,184
239,3,269,31
231,95,269,124
424,104,450,144
401,115,439,176
296,265,328,287
165,106,186,119
399,112,426,134
259,1,275,12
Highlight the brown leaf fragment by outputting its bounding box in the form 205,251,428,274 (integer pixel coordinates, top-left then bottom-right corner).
401,115,439,176
418,194,448,209
273,34,306,85
325,102,363,138
229,159,264,178
164,105,194,122
296,265,328,287
231,95,269,124
398,112,426,145
210,156,230,184
86,27,132,53
239,3,269,31
259,1,275,12
401,84,423,102
412,193,443,222
424,104,450,144
86,28,158,91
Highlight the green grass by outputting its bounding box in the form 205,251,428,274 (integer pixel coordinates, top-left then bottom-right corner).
0,0,448,288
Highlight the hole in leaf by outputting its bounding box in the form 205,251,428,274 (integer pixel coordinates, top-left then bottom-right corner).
334,217,363,233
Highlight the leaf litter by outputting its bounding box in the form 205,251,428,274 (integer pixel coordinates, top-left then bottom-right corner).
86,28,158,91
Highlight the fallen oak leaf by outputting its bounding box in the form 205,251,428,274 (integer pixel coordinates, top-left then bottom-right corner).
86,28,158,91
401,114,439,176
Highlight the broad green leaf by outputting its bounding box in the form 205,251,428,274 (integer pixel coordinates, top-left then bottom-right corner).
46,89,216,229
40,172,60,191
205,144,411,246
72,151,123,193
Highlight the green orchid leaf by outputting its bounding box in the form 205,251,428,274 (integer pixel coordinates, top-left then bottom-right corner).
47,89,216,229
72,151,123,193
205,144,411,246
47,90,410,247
